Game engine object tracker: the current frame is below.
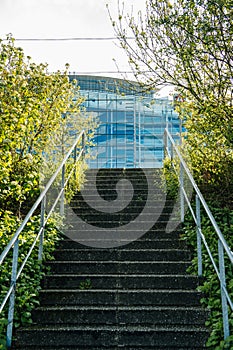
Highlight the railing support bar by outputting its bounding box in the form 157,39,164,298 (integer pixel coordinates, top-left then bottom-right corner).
218,239,230,339
74,145,77,179
6,238,19,348
0,130,86,348
82,133,85,159
38,195,46,261
180,163,184,222
163,131,167,159
163,128,233,341
171,142,174,161
196,195,203,277
60,164,65,217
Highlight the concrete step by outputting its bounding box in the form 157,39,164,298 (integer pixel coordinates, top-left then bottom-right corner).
84,169,160,176
84,175,160,180
80,184,157,191
83,177,160,183
12,347,207,350
45,261,191,275
84,172,160,178
32,305,208,326
53,249,191,261
14,325,209,348
84,173,160,178
70,205,176,214
76,186,151,191
67,213,176,222
42,274,201,290
57,238,187,250
39,289,202,307
62,220,181,230
67,222,180,232
11,168,210,349
57,226,183,248
71,194,164,201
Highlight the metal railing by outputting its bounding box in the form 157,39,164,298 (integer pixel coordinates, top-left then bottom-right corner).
164,127,233,340
0,130,86,348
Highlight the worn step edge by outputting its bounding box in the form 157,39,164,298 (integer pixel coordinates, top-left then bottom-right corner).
56,241,188,250
44,261,191,274
39,289,203,306
11,347,207,350
43,273,200,279
34,305,206,311
14,325,209,347
45,261,191,265
42,274,201,290
53,248,190,253
39,288,202,293
53,249,191,261
32,305,208,325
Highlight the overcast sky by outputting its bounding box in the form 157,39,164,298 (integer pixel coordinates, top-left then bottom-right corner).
0,0,144,76
0,0,173,96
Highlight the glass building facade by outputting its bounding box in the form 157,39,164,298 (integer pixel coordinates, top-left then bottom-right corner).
69,75,181,169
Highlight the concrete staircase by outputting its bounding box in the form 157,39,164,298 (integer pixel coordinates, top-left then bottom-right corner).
13,169,210,349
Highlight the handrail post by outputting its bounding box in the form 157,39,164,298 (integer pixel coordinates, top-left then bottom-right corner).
179,117,182,146
6,238,19,348
180,163,184,222
171,142,174,161
74,144,77,180
163,129,167,159
196,195,203,277
82,132,85,159
165,111,168,134
38,195,46,261
218,239,230,339
60,164,65,217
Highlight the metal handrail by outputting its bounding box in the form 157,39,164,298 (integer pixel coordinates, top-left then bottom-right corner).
0,130,86,348
164,127,233,340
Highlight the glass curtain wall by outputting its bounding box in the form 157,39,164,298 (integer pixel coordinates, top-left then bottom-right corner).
69,75,180,169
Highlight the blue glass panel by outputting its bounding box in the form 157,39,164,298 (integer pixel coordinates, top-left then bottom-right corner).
71,75,181,168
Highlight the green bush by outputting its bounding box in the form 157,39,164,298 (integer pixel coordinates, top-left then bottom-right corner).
0,212,60,349
182,204,233,349
0,35,97,349
161,156,179,199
